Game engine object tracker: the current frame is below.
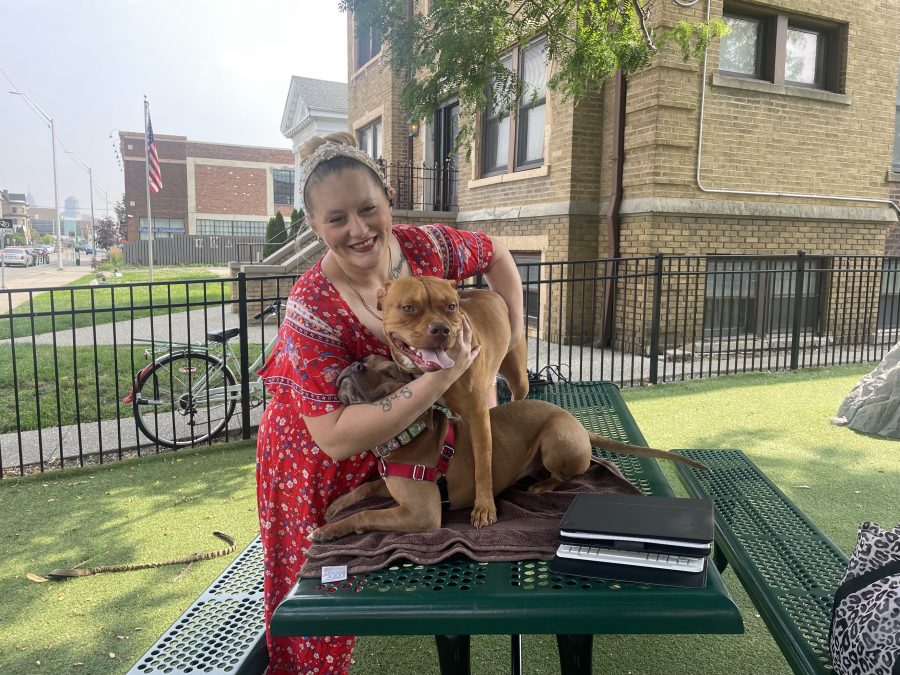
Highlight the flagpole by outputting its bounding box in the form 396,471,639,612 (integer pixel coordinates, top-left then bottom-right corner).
143,96,154,283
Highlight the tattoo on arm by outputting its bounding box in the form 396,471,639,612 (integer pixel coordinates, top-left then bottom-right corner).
374,385,414,412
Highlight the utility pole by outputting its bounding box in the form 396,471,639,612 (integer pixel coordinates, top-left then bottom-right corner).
10,90,63,271
68,151,97,267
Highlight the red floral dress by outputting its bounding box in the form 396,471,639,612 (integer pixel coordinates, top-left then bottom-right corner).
256,223,493,674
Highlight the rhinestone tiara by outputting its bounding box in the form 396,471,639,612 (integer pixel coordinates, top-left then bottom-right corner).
300,140,387,208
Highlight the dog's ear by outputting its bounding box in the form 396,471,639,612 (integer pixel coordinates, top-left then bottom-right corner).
376,282,392,311
446,279,458,289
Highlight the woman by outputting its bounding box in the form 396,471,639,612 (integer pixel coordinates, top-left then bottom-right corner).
256,132,524,673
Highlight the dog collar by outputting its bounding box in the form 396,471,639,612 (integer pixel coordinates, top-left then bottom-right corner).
371,404,455,458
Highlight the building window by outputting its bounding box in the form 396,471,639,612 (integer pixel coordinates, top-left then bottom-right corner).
273,169,294,205
719,15,763,77
197,219,267,237
138,218,185,240
482,36,547,177
878,259,900,330
703,257,824,336
357,119,383,160
355,13,381,68
513,252,541,329
894,62,900,172
720,7,843,92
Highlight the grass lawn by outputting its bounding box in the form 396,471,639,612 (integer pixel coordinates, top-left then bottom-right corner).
0,345,143,433
0,269,228,340
1,364,894,674
0,344,265,434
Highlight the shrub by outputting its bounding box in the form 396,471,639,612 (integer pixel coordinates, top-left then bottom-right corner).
263,212,287,258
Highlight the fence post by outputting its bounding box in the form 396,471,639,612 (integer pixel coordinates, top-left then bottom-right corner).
237,272,252,439
790,250,806,371
649,253,664,384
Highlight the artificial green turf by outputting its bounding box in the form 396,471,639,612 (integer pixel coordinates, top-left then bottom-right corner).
0,269,227,340
0,441,259,675
1,365,895,675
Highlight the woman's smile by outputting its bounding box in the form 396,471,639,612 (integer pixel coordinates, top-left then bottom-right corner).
349,236,377,253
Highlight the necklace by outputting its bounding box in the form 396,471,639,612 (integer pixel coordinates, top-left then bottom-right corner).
339,238,401,321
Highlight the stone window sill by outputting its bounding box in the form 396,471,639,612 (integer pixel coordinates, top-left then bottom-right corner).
711,73,852,106
887,170,900,183
351,52,383,79
468,164,549,189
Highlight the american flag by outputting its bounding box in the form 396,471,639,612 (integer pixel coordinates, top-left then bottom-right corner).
146,109,163,193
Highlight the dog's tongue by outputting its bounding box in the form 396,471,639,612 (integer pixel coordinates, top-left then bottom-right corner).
418,348,455,371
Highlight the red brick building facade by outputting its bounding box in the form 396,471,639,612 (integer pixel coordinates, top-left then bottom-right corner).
119,133,295,243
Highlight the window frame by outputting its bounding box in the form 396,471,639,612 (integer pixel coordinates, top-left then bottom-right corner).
480,35,548,178
354,15,382,69
357,119,383,161
272,169,295,206
893,59,900,172
719,5,843,93
703,256,825,338
512,251,542,330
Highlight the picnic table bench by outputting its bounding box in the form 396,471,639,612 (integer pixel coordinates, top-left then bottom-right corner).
673,449,850,675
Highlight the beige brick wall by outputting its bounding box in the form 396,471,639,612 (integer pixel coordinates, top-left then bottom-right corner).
636,0,900,204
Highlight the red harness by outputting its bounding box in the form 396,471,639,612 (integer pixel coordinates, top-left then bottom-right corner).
377,422,456,483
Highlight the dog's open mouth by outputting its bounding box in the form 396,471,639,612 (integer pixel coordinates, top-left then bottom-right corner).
390,334,455,372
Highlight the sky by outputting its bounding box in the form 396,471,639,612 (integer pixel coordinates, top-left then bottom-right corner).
0,0,348,217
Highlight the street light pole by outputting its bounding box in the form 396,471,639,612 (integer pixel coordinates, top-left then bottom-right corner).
67,151,97,268
10,90,63,271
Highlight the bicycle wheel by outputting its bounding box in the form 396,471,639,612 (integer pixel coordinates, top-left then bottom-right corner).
133,350,237,448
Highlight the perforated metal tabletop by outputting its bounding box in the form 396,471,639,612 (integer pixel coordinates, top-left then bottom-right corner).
272,382,743,638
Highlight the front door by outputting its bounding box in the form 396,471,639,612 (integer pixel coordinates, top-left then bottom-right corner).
433,101,459,211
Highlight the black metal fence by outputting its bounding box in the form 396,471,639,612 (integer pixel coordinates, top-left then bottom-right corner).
378,159,459,212
1,252,897,476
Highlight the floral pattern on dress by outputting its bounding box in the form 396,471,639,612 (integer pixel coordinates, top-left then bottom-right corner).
255,223,493,674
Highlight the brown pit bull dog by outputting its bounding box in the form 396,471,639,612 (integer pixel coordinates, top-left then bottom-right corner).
376,276,528,529
309,356,707,542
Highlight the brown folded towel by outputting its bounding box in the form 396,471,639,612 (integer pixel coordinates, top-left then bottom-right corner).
301,458,643,577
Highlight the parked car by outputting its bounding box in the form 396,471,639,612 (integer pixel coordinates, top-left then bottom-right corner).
2,247,32,267
32,244,51,264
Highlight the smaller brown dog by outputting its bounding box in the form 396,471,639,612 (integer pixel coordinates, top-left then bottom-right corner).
311,356,706,542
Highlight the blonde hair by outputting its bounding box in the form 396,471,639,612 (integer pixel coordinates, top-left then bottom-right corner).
299,132,388,212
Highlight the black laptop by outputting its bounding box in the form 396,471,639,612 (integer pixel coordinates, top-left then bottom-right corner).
549,493,715,588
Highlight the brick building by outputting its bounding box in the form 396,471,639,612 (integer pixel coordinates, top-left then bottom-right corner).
119,133,295,244
0,190,31,240
346,0,900,345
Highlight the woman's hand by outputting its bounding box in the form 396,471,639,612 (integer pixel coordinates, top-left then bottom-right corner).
440,315,481,382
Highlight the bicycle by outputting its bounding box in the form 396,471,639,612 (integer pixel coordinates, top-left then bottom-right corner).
124,303,282,448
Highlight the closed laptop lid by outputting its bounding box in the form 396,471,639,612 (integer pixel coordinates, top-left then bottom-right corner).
559,493,714,544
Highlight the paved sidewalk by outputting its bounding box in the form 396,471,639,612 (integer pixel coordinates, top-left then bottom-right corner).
0,406,263,471
2,260,93,310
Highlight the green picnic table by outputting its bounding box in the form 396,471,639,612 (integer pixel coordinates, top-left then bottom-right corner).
271,382,744,673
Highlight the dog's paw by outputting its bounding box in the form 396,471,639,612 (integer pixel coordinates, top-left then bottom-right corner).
309,525,342,543
470,500,497,529
324,503,341,522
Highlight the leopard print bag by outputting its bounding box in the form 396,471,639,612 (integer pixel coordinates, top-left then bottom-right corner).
829,522,900,675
